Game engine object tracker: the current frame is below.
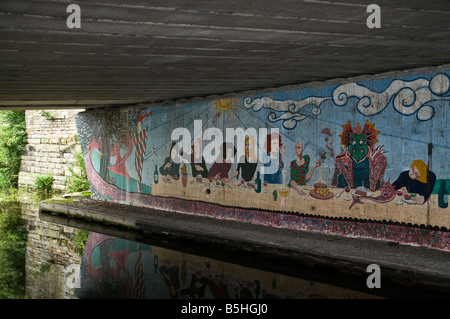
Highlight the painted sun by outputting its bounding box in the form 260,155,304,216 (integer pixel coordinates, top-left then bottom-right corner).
213,98,238,116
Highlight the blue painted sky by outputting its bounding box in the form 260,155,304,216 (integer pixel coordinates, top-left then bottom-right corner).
122,70,450,188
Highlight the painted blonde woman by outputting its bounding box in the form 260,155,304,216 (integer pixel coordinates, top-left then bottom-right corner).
392,159,436,205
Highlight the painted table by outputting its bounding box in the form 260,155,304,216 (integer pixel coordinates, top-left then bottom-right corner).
151,176,449,229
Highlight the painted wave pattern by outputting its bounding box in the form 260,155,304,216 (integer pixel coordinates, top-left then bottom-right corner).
244,73,450,129
243,96,327,129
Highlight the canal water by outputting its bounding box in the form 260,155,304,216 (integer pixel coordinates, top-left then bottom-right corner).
1,190,383,300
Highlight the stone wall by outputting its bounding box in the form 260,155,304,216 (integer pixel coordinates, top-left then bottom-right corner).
19,109,84,191
21,198,82,299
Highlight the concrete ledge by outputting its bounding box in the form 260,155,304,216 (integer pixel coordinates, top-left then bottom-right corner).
39,198,450,298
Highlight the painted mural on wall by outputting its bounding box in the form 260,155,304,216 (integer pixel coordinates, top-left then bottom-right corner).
75,69,450,231
77,232,379,299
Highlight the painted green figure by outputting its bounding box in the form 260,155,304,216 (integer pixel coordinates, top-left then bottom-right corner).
348,133,369,163
332,121,387,191
348,132,370,188
351,157,370,189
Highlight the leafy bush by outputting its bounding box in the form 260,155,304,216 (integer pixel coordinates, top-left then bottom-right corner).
73,229,89,257
34,173,54,192
39,110,55,121
0,111,27,189
0,201,27,299
65,151,90,193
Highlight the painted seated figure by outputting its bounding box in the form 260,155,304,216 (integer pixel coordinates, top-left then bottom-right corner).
159,142,181,178
331,120,387,191
392,159,436,205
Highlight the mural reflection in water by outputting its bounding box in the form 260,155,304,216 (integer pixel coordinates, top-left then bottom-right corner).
77,232,378,299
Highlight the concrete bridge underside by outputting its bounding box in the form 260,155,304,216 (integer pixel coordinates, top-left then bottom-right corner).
1,0,450,109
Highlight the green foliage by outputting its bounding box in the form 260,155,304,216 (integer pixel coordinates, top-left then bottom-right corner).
65,151,90,193
0,201,27,299
0,111,27,189
31,260,53,282
73,229,89,257
39,110,55,121
34,173,54,192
